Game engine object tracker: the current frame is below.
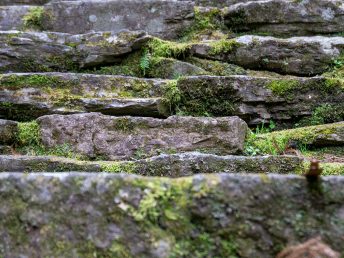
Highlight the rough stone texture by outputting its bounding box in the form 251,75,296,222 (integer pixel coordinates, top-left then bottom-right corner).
276,237,340,258
118,152,304,177
0,119,17,144
177,75,344,126
37,113,248,160
0,30,150,72
0,0,48,4
224,0,344,36
0,153,304,176
0,155,101,172
0,73,170,120
41,0,194,39
0,6,30,31
0,173,343,257
148,58,208,79
192,36,344,76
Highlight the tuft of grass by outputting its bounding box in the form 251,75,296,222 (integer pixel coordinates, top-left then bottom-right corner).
209,38,240,55
23,7,45,30
162,80,181,114
147,38,190,59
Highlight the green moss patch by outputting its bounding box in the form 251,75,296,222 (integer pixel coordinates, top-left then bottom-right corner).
245,122,344,155
23,7,45,30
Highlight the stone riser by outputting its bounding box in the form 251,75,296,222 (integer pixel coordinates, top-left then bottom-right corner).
0,153,304,176
0,173,343,257
1,73,343,125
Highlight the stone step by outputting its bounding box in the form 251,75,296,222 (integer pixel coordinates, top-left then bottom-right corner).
43,0,194,39
0,114,247,160
223,0,344,36
176,75,344,126
2,0,342,38
191,35,344,76
0,73,170,120
0,30,150,73
0,0,48,4
1,31,343,76
36,113,247,160
0,172,343,257
0,153,304,175
1,73,342,125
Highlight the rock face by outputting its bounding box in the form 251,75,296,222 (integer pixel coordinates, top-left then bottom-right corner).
41,0,194,39
37,113,248,160
0,0,48,4
224,0,344,36
0,30,150,72
122,152,304,177
0,153,304,176
0,6,31,31
177,75,344,125
276,237,340,258
0,173,343,257
0,73,169,120
0,119,17,144
192,36,344,76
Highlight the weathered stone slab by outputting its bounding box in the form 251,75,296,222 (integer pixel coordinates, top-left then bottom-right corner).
0,72,170,120
224,0,344,36
0,119,17,144
0,173,343,257
41,0,194,39
0,30,150,72
0,155,101,172
192,36,344,75
0,0,48,4
177,75,344,125
0,153,304,176
0,6,30,31
37,113,248,160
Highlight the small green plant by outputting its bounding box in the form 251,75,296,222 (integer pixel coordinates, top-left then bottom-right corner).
139,49,151,76
23,7,45,30
162,80,182,113
16,121,41,147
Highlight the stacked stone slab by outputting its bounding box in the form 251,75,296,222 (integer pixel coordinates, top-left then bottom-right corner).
0,0,344,256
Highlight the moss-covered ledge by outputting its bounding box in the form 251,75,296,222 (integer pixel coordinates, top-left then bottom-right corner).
0,173,343,257
246,122,344,155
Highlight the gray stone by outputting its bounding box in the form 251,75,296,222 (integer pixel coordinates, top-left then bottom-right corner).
0,30,150,72
0,0,49,4
0,119,17,144
0,173,343,257
224,0,344,36
0,155,101,172
0,153,304,176
41,0,195,39
37,113,248,160
0,6,31,31
176,75,344,126
191,36,344,75
0,73,169,120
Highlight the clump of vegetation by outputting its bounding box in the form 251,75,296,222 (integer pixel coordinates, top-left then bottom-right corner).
245,122,342,155
100,161,138,173
162,80,182,113
147,38,190,59
295,103,344,127
209,38,240,55
23,7,45,30
181,7,225,42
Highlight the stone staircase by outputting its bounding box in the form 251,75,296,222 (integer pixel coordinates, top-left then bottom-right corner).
0,0,344,257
